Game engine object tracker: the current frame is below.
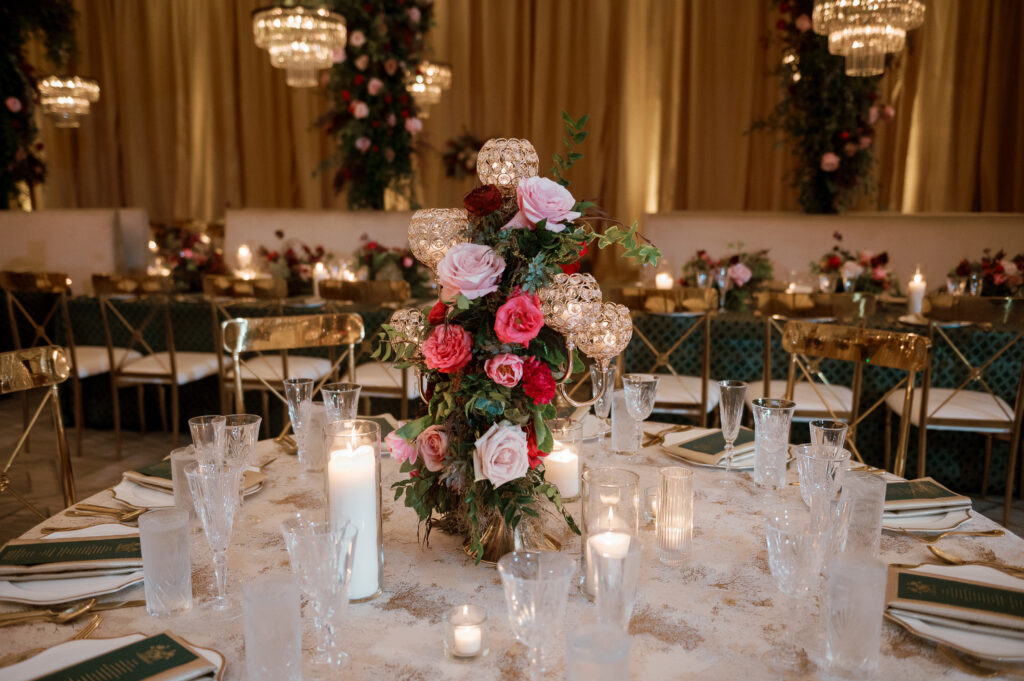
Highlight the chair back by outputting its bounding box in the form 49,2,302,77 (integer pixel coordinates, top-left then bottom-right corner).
923,294,1024,328
0,270,72,350
91,273,178,378
0,346,76,513
203,275,288,300
781,320,929,476
320,279,411,305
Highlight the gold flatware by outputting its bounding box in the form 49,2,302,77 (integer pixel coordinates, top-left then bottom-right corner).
72,614,102,639
40,520,136,534
899,528,1005,544
643,424,693,447
67,506,146,522
0,598,97,627
0,615,103,668
257,456,278,470
927,545,1024,576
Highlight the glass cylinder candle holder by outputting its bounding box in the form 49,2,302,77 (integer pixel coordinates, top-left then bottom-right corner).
656,467,694,565
443,604,489,660
581,467,640,599
544,418,583,501
324,419,382,602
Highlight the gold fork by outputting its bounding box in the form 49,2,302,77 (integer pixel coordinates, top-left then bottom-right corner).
0,614,102,667
898,528,1005,544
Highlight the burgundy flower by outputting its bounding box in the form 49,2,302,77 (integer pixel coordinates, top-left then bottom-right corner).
463,185,503,217
526,422,547,469
827,255,842,270
522,357,556,405
427,300,447,325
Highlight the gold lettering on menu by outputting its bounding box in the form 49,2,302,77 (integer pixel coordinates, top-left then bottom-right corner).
77,658,138,680
4,541,136,563
136,644,176,664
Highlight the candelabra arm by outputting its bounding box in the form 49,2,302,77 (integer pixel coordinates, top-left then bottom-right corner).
557,337,577,386
555,366,609,409
415,367,430,406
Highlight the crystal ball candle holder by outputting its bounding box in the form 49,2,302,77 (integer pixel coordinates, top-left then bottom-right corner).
408,208,473,272
476,138,540,195
538,273,603,336
388,308,426,352
572,303,633,371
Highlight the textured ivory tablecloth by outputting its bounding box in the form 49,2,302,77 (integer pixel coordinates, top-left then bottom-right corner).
4,435,1024,680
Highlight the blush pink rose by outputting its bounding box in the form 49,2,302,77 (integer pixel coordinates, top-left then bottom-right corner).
820,152,840,172
485,353,524,387
408,6,421,21
355,54,370,71
416,425,449,472
349,30,366,47
859,136,872,149
405,117,423,135
386,429,417,465
883,105,895,121
5,97,22,113
437,243,505,301
473,422,529,488
352,101,369,118
494,294,544,345
869,106,880,124
507,176,581,233
422,324,473,373
331,48,345,64
384,59,398,76
872,266,887,281
355,136,371,153
367,78,383,96
795,14,812,32
728,262,752,287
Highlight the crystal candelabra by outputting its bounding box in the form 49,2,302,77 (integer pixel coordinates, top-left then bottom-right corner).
405,61,452,117
252,5,347,87
476,138,540,195
812,0,926,77
407,208,473,272
38,76,100,128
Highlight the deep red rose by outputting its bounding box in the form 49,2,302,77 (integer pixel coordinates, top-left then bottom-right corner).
427,300,447,325
366,241,379,250
342,90,351,101
868,92,878,101
729,254,741,265
384,94,392,104
779,1,790,11
464,185,503,216
827,255,842,270
560,242,589,275
354,75,365,86
525,422,547,469
522,357,556,405
839,131,850,141
776,18,787,30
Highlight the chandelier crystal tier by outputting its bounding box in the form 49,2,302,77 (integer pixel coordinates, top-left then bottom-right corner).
405,61,452,117
38,76,100,128
252,4,347,87
812,0,925,77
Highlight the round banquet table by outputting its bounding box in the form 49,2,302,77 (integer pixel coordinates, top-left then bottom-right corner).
4,433,1023,680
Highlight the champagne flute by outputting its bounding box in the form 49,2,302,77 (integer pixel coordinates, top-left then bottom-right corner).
717,380,748,477
590,364,616,455
185,461,243,612
713,266,729,312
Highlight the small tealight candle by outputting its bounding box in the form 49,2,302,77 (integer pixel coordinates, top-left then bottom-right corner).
312,262,327,299
655,272,674,290
443,604,488,660
907,268,926,316
544,446,580,499
237,244,252,270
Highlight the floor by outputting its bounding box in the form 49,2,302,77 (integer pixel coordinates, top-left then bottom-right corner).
1,393,1022,545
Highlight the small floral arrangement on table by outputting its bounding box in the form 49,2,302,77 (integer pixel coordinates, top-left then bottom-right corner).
811,231,900,295
680,245,772,311
375,113,659,560
949,250,1024,297
353,236,433,298
258,231,332,296
441,132,487,180
150,223,226,292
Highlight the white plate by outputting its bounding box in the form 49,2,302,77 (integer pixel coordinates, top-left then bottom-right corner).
0,633,224,681
38,525,139,540
883,508,972,533
113,477,263,509
0,570,143,606
885,565,1024,663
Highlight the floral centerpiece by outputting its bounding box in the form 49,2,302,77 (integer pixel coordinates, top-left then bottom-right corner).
811,231,899,295
949,250,1024,297
680,244,772,311
150,223,226,292
441,132,487,180
375,115,659,561
353,236,433,298
258,231,332,296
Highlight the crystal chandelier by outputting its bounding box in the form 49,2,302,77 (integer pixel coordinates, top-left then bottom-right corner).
405,61,452,117
813,0,925,77
38,76,100,128
252,4,347,87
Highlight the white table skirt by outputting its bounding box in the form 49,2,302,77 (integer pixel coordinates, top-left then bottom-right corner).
3,434,1023,680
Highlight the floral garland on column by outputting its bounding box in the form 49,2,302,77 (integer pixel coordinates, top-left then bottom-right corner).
319,0,433,210
0,1,76,207
751,0,899,214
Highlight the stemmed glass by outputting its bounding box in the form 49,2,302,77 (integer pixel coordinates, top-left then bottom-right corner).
321,382,361,424
281,510,358,671
590,364,616,455
224,414,262,516
717,380,748,475
713,266,729,312
185,461,243,612
497,551,576,680
809,419,848,457
189,415,225,466
622,374,659,453
284,378,314,468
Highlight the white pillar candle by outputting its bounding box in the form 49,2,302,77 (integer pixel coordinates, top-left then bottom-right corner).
237,244,252,271
907,271,926,316
453,625,482,656
585,530,632,597
327,444,380,600
313,262,327,299
544,446,579,499
655,272,674,290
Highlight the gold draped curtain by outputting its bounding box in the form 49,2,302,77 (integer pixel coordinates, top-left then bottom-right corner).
33,0,1024,229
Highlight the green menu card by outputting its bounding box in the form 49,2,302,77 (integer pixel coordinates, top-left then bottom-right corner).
0,536,142,576
32,632,216,681
885,566,1024,631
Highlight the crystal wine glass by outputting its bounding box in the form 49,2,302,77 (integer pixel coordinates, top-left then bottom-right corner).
622,374,659,452
321,382,361,424
717,380,748,475
713,266,729,312
590,364,616,455
185,461,243,612
224,414,262,515
284,378,314,468
189,415,226,467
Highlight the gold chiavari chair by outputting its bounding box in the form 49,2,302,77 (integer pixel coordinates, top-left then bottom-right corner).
1,346,76,518
749,291,877,423
221,314,364,439
781,320,929,477
1,270,138,458
616,286,719,427
320,279,417,418
93,273,221,457
885,295,1024,525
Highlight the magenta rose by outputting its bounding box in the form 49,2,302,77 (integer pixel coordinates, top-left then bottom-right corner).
485,353,524,387
422,324,473,373
820,152,840,172
473,422,529,487
437,243,505,301
507,176,581,233
728,262,752,287
386,430,417,465
494,294,544,345
417,425,449,472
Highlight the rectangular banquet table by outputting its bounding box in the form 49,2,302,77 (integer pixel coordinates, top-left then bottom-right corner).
4,433,1023,679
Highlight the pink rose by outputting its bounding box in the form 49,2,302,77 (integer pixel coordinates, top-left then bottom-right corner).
319,71,331,87
883,105,895,121
386,429,417,465
386,113,397,127
402,255,413,267
993,273,1007,286
859,136,872,149
367,78,383,96
795,14,812,32
385,148,396,162
843,142,859,157
5,97,22,113
405,117,423,135
384,59,398,76
422,324,473,373
858,250,874,265
416,425,449,472
728,262,752,287
869,106,880,124
355,54,370,71
473,422,529,488
349,30,366,47
485,353,524,387
508,176,581,233
355,136,371,153
494,294,544,345
352,101,369,119
437,243,505,301
872,266,887,281
331,48,345,64
408,7,421,22
820,152,840,172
